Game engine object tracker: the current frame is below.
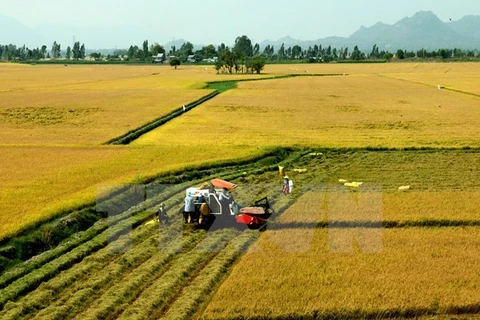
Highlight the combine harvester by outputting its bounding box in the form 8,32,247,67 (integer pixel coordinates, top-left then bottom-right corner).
184,178,274,230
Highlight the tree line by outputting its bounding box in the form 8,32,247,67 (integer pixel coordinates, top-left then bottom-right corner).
0,41,88,61
1,35,479,66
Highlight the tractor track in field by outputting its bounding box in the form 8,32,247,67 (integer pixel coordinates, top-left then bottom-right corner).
3,148,478,319
76,232,213,320
0,150,291,289
0,149,303,319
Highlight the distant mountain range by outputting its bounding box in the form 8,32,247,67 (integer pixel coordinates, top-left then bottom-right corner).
1,11,480,51
260,11,480,51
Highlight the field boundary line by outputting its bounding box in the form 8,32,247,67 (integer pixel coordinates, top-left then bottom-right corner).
377,73,480,98
105,73,344,145
104,90,220,145
204,73,345,88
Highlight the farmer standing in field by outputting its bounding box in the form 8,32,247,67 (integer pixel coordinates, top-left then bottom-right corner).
156,203,169,225
184,192,195,223
283,176,290,195
288,178,293,194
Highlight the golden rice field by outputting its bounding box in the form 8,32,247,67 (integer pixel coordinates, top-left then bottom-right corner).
1,62,479,247
0,63,272,146
203,228,480,319
201,145,480,319
320,150,480,222
274,189,480,224
1,58,480,320
0,63,272,239
202,191,480,319
134,66,480,149
0,144,261,239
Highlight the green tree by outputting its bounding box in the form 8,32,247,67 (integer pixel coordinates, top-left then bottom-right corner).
313,44,319,57
134,49,144,60
169,57,180,69
142,40,149,59
66,46,71,60
278,43,285,60
251,55,265,74
292,45,302,59
383,52,393,61
417,48,427,59
370,44,379,59
194,44,217,61
40,45,47,59
350,45,363,60
252,43,260,56
217,43,226,56
179,41,194,62
51,41,61,59
215,60,224,74
286,46,292,59
19,45,26,60
234,35,253,57
26,48,33,60
80,43,85,59
340,47,348,60
262,45,274,59
90,52,102,60
220,48,236,74
326,45,332,56
396,49,405,59
203,44,217,58
150,43,165,56
438,49,449,59
127,45,137,60
72,42,81,60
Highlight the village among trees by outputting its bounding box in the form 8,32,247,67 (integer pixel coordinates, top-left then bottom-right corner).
1,34,480,74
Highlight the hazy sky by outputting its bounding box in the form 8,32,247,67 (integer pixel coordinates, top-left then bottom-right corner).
2,0,478,44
